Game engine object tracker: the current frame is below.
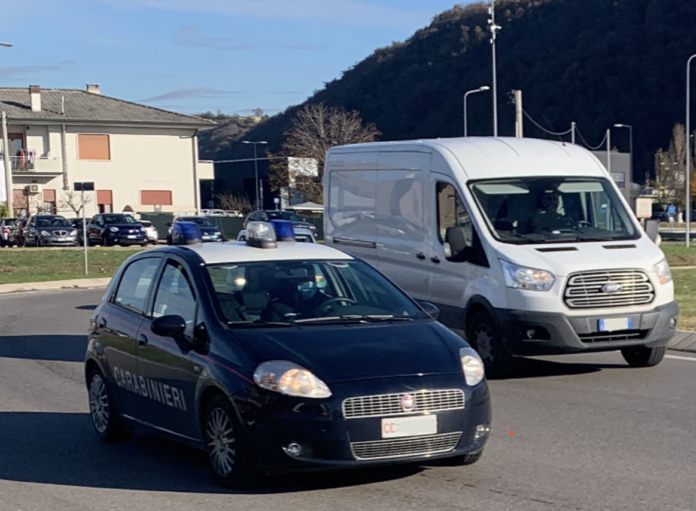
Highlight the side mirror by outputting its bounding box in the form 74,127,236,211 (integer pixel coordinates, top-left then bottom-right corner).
151,314,186,338
419,301,440,320
445,226,469,259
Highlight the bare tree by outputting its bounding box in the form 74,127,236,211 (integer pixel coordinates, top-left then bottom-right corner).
59,188,91,216
268,103,380,202
216,192,253,214
652,123,696,210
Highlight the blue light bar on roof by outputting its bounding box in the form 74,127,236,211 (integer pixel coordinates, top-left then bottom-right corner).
270,220,295,241
172,221,202,245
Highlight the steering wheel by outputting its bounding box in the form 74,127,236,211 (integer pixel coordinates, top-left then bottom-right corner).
320,297,357,312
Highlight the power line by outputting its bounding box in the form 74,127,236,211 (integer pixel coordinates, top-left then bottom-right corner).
575,127,608,150
522,110,573,137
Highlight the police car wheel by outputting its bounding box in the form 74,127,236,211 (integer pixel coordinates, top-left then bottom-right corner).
468,310,517,379
88,368,133,443
438,450,483,466
204,395,259,488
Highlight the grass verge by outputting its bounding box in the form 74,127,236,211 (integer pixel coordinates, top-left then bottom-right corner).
661,244,696,267
0,248,141,285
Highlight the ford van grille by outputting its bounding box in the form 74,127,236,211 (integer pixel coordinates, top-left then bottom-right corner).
564,270,655,309
342,389,464,419
350,432,462,460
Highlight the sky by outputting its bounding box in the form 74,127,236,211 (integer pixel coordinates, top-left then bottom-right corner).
0,0,471,117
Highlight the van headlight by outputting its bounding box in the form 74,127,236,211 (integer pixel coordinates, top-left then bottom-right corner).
653,258,672,285
253,361,332,398
500,260,555,291
460,347,485,386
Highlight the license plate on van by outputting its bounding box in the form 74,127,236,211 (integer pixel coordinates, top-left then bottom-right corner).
598,318,632,332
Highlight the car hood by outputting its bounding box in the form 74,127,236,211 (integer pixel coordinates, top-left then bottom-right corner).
39,226,73,231
107,224,143,229
231,321,463,384
199,226,221,234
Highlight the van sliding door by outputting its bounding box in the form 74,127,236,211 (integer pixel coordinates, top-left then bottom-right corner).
374,152,431,301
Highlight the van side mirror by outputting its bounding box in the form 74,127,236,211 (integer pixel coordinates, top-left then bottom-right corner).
445,226,469,259
419,301,440,320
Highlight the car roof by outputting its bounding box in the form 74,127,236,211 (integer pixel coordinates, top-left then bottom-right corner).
173,241,352,265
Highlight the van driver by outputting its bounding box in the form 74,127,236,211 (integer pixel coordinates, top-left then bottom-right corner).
530,189,575,233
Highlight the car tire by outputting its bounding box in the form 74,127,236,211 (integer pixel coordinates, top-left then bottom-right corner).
467,310,517,379
35,237,41,248
438,450,483,466
103,235,113,247
88,368,134,443
621,346,667,367
166,236,172,246
203,394,260,489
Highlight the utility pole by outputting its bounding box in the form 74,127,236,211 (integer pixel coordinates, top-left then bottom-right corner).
686,54,696,247
571,122,576,144
606,128,612,174
513,90,523,138
2,112,12,216
488,1,501,137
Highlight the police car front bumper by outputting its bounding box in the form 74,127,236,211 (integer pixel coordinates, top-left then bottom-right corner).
238,375,491,473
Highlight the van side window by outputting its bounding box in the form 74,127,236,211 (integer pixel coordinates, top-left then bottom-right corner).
436,182,488,267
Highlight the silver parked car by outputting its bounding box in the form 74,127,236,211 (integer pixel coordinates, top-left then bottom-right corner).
0,218,17,247
23,215,78,247
139,220,159,245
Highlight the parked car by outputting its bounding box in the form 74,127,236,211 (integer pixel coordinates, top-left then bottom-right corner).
9,218,28,247
86,213,148,247
651,212,675,222
70,218,89,245
243,210,317,236
237,226,316,243
140,220,159,245
201,209,227,217
23,215,79,247
167,216,223,243
0,218,17,247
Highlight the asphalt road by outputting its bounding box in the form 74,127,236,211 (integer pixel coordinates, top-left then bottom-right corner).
1,289,694,511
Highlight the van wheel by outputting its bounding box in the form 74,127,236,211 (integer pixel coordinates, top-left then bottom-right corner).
204,394,261,489
468,310,517,379
621,346,667,367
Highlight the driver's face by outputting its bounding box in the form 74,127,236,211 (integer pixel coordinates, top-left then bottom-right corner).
297,280,317,300
542,193,559,210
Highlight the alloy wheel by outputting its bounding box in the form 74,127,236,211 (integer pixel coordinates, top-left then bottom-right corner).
473,324,494,364
89,373,110,434
206,407,237,478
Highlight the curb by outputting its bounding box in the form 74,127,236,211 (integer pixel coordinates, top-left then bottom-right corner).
668,331,696,354
0,278,112,295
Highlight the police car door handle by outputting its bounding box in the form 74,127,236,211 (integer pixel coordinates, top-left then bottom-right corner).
138,334,148,346
416,252,426,260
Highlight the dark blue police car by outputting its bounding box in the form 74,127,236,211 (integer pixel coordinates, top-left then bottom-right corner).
85,220,491,488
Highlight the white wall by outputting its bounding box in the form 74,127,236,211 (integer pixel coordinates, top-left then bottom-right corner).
10,124,201,218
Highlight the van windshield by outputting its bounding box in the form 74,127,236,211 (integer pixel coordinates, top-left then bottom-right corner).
469,177,639,244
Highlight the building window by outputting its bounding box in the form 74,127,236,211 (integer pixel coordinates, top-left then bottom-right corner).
43,189,57,214
140,190,172,206
78,134,111,161
611,172,626,190
97,190,113,213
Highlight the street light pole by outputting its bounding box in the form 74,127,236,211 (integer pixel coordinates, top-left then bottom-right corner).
243,140,268,210
488,1,501,137
463,86,490,137
0,43,13,215
614,123,633,191
686,54,696,247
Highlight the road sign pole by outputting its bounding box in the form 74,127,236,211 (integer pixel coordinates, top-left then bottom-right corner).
82,188,88,276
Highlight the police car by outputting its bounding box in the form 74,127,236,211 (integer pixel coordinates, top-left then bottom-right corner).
85,220,491,488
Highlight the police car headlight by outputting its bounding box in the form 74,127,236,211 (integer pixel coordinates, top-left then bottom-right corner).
460,347,485,386
109,227,119,233
254,361,332,399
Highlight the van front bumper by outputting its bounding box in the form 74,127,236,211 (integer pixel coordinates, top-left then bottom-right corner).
497,301,679,356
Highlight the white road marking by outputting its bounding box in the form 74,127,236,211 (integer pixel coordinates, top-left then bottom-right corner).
666,354,696,362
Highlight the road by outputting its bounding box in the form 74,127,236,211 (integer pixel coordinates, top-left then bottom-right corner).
1,289,694,511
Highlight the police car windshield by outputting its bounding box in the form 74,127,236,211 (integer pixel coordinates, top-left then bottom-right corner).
207,260,425,325
469,177,639,244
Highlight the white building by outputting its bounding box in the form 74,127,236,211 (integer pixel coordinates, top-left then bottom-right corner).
0,85,215,218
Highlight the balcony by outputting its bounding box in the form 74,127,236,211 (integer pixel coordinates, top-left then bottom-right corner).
7,155,62,176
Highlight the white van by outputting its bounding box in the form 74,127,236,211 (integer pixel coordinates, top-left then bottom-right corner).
324,137,678,376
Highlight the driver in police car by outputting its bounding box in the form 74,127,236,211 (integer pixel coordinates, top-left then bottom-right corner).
266,267,333,319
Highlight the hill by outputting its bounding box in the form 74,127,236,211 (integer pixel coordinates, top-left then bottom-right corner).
201,0,696,180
